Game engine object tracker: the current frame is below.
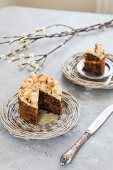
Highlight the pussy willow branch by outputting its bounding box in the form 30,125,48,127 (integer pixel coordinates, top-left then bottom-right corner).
1,19,113,45
17,34,75,72
0,19,113,73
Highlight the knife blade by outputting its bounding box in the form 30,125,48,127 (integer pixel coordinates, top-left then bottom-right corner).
60,104,113,165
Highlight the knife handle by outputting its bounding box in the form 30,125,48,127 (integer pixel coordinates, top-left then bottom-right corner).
60,131,91,165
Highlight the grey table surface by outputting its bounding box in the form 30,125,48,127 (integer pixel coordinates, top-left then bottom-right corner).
0,6,113,170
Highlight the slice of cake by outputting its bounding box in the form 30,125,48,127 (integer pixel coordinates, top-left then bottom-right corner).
83,43,106,76
18,73,63,125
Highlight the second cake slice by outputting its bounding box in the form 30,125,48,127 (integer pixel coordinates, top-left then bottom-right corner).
83,43,106,76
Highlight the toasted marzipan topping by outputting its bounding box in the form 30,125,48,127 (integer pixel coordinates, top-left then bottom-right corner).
38,74,47,82
39,82,47,92
95,43,104,53
19,88,39,108
46,76,56,86
85,43,105,59
31,73,38,83
19,73,62,107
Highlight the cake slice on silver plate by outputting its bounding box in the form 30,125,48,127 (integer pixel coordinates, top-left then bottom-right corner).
83,43,106,76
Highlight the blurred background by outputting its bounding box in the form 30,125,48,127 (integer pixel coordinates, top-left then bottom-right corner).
0,0,113,14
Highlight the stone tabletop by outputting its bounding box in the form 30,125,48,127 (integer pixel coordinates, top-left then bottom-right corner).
0,6,113,170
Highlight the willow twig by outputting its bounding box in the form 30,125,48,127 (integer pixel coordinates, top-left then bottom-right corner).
0,19,113,73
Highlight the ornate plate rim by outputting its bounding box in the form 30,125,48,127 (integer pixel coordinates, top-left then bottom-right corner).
76,58,113,80
1,91,80,140
62,53,113,89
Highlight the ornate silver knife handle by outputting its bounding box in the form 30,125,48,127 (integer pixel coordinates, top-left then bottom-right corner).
60,131,91,165
60,104,113,165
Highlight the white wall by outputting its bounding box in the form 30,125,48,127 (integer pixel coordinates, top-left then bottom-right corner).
0,0,96,12
0,0,17,8
0,0,113,14
96,0,113,13
17,0,96,12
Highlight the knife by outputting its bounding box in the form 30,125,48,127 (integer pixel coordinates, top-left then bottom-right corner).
60,104,113,165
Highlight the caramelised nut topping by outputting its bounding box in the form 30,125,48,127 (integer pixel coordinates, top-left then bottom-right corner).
24,88,32,98
52,85,62,95
46,76,55,86
26,78,33,85
86,43,105,59
39,82,47,92
95,43,104,54
22,81,31,88
19,73,62,108
30,92,39,106
31,73,38,83
39,75,62,99
38,74,47,82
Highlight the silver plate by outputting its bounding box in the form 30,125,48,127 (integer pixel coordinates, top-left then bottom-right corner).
77,59,113,80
